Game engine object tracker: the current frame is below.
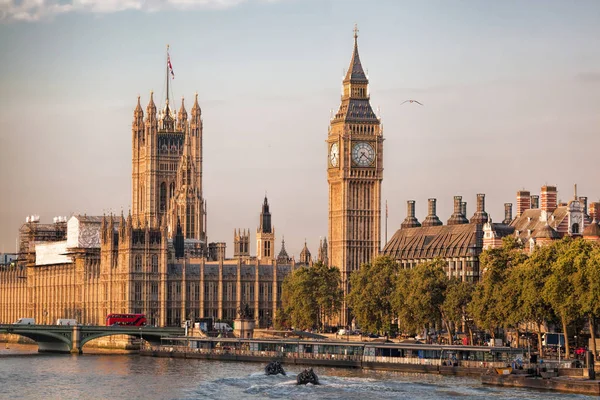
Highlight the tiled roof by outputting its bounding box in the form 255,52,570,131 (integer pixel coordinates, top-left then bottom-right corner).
534,223,561,239
344,39,367,83
510,207,568,240
489,223,515,237
382,223,483,260
583,220,600,237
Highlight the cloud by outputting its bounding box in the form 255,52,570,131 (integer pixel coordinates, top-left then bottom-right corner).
0,0,269,22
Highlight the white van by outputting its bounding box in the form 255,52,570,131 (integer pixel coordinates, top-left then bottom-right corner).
13,318,35,325
214,322,233,332
56,319,78,326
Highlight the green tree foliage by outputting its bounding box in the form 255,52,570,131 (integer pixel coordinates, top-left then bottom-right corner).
469,236,528,338
442,279,474,344
278,262,342,330
348,256,399,335
511,244,556,357
405,260,449,342
543,238,586,358
578,245,600,358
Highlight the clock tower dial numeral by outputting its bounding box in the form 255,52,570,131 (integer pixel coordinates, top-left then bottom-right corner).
329,142,339,167
351,142,375,167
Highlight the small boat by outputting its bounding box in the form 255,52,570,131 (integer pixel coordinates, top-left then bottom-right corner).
297,368,319,385
495,367,513,375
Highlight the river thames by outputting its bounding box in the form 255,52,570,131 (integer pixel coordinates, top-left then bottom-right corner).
0,345,594,399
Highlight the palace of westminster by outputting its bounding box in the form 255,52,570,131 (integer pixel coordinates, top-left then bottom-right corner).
1,29,599,328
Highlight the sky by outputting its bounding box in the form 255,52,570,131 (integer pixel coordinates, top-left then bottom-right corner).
0,0,599,258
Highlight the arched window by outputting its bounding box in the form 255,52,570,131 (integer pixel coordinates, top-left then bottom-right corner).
160,182,167,212
151,254,159,273
572,223,579,234
134,255,142,272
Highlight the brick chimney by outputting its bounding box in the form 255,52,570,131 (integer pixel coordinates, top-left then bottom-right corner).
401,200,421,229
422,198,443,227
530,195,539,209
461,202,467,217
540,185,557,213
516,190,531,217
503,203,513,225
447,196,469,225
470,194,489,224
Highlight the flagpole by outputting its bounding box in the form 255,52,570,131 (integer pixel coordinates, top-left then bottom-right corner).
166,44,170,106
385,200,388,245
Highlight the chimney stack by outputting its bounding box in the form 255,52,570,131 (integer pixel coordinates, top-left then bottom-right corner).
421,198,443,227
461,202,467,217
516,190,531,217
540,185,557,213
590,202,600,221
503,203,513,225
447,196,469,225
579,197,588,216
470,193,489,224
530,195,539,209
401,200,421,229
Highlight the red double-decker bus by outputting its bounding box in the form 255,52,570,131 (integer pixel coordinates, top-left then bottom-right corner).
106,313,147,326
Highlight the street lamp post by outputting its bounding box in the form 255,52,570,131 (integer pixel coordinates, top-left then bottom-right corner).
139,327,143,351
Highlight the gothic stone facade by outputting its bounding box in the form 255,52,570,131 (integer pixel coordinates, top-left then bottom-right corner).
328,29,384,325
0,83,295,327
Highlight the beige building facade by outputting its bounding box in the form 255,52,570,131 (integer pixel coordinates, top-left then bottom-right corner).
328,27,384,325
0,67,296,328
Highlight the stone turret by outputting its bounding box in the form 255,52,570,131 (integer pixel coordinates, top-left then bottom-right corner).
299,241,311,265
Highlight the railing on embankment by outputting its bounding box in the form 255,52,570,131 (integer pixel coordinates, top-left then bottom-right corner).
141,345,502,376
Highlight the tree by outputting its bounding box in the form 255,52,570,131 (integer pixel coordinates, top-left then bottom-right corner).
278,262,342,331
348,256,399,335
572,241,600,358
469,236,528,339
543,238,584,359
442,279,474,344
512,244,556,357
312,262,343,330
405,259,449,343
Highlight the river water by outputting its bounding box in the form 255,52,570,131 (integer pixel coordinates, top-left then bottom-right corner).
0,345,593,399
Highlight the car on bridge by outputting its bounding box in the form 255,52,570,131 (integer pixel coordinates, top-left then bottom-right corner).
13,318,35,325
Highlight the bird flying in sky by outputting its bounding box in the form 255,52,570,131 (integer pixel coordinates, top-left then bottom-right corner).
401,100,424,106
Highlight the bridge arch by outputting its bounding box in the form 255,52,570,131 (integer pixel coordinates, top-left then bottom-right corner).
2,330,72,353
79,331,165,350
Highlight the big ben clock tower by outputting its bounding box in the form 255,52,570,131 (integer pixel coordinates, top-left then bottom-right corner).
328,26,384,326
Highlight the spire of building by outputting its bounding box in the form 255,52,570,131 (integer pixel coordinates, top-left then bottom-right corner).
259,196,272,233
344,24,368,83
299,240,311,265
133,95,144,126
333,25,378,123
146,91,157,116
176,96,188,131
191,92,201,117
277,236,290,264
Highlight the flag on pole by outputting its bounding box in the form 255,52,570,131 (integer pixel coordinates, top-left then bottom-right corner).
167,52,175,79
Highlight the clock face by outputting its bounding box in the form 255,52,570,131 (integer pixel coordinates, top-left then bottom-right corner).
352,142,375,167
329,143,339,167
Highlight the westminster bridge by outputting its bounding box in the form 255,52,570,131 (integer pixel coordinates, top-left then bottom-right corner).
0,324,184,354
